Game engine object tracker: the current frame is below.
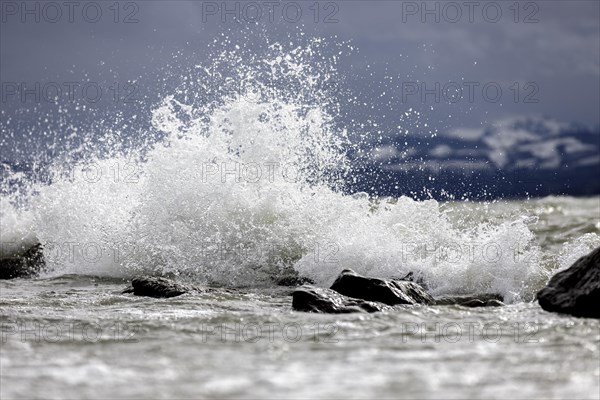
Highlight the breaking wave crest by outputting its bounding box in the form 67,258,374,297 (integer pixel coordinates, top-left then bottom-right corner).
1,39,556,302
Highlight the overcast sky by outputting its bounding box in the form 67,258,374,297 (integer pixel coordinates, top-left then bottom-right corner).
1,0,599,158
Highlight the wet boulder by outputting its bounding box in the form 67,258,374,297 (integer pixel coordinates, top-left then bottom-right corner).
330,269,434,306
0,243,45,279
273,273,315,286
124,276,194,298
292,286,389,313
537,246,600,318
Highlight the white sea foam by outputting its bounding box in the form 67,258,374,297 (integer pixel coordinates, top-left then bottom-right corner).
0,40,550,301
557,233,600,272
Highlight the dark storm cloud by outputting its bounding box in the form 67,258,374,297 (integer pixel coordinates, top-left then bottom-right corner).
1,0,598,139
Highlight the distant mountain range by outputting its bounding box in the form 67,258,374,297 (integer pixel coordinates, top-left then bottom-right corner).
350,116,600,199
2,116,599,199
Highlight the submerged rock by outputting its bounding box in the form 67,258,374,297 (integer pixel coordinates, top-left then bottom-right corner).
434,293,505,307
292,286,389,313
124,276,194,298
537,246,600,319
330,269,434,306
0,243,45,279
274,273,315,287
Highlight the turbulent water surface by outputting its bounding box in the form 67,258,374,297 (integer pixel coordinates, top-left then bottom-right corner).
1,42,599,399
1,198,599,400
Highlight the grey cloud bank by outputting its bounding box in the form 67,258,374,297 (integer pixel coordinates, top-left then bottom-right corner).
1,1,599,197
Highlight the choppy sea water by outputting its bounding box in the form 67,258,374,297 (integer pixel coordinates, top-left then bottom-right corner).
1,197,599,400
1,41,599,399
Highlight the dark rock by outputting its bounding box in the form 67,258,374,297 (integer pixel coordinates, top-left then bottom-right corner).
330,269,434,306
485,299,505,307
0,243,45,279
394,271,429,290
537,246,600,318
292,286,389,313
461,299,486,307
124,276,194,298
274,274,315,286
434,293,505,307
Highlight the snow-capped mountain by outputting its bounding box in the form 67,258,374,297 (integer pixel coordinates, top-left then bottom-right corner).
442,117,599,171
352,116,600,199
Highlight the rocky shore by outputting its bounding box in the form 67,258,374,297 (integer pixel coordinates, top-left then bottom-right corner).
3,242,599,318
121,269,505,312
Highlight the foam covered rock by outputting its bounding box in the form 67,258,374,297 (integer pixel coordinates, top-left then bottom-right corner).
434,293,505,307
